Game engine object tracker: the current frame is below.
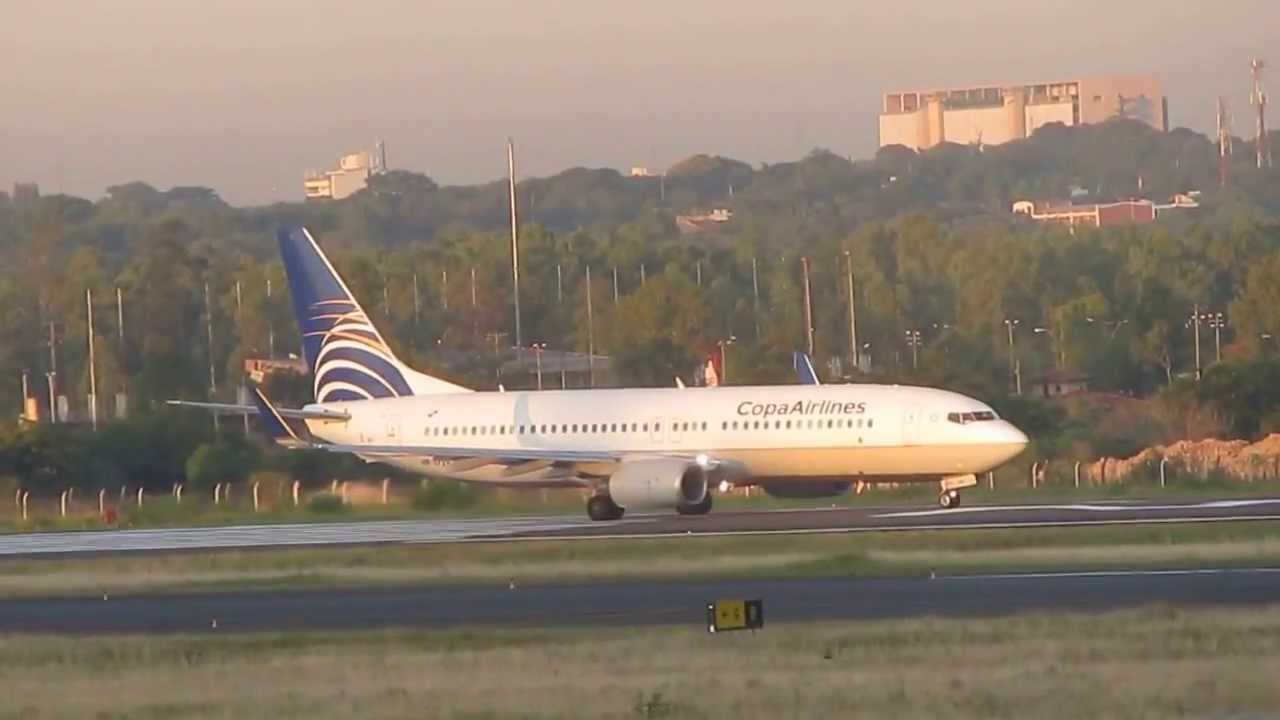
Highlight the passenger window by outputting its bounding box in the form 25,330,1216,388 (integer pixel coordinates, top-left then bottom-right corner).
868,419,874,428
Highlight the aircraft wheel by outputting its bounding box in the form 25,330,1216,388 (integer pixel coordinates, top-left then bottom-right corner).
938,490,961,509
677,492,713,516
587,494,624,521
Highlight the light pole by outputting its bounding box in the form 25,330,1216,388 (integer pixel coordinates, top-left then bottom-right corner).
718,336,737,384
1033,326,1062,369
1004,319,1021,395
530,342,547,390
1208,312,1225,364
904,329,922,370
1261,333,1274,359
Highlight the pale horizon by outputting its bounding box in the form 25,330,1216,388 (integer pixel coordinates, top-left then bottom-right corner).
4,0,1276,205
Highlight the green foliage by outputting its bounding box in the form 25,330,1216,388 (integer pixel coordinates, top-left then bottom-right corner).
0,120,1277,477
411,480,478,511
184,440,258,489
306,492,347,515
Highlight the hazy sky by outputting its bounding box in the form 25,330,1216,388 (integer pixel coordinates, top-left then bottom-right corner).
4,0,1276,205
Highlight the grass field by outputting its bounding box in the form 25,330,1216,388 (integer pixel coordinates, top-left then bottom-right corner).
3,474,1277,535
3,606,1279,719
4,521,1280,598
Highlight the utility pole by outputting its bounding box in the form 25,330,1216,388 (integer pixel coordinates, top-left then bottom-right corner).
612,266,619,305
266,278,275,357
800,257,815,356
695,260,702,287
844,251,858,371
470,267,478,309
751,256,761,340
555,263,562,304
1218,97,1234,188
47,321,58,423
441,269,449,311
116,287,125,347
640,263,646,287
235,281,248,434
1192,304,1203,380
86,289,97,430
1005,319,1021,395
412,274,420,327
1252,59,1272,169
585,265,596,388
205,282,218,433
507,138,523,348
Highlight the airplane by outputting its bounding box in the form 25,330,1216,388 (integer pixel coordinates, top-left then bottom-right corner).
172,227,1029,521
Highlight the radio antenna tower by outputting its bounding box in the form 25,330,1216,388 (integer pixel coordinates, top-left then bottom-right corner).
1217,97,1234,188
1251,59,1272,169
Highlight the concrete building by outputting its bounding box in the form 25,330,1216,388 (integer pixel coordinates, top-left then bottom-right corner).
1013,191,1198,229
880,76,1167,151
304,142,387,200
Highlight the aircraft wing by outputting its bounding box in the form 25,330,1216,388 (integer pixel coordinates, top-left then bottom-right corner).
310,443,621,464
165,400,349,421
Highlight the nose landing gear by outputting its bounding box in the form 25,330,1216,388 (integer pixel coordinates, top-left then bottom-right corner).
938,489,961,509
938,474,976,510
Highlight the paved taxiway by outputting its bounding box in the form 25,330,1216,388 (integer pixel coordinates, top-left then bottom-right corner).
3,568,1279,633
1,497,1279,557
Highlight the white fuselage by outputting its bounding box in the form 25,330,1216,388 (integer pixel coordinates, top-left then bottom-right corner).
303,383,1028,489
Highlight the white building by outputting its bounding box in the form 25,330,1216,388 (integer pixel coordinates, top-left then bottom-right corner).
304,142,387,200
880,76,1167,151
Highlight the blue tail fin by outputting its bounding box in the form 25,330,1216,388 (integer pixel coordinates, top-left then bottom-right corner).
793,351,821,385
277,227,470,402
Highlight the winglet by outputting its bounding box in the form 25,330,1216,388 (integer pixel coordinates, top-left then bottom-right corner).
251,386,309,447
793,351,821,385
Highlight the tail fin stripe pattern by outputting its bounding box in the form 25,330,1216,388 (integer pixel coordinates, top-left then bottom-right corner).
315,347,415,396
278,226,471,400
316,367,400,400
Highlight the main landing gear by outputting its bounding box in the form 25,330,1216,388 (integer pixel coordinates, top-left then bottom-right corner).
587,494,625,521
938,489,962,509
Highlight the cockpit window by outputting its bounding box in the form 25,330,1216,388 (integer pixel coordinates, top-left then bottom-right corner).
947,410,999,424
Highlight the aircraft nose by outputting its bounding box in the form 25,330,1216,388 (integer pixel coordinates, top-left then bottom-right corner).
994,421,1030,461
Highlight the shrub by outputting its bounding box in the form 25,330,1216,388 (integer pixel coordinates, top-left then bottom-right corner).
411,480,478,511
307,492,347,514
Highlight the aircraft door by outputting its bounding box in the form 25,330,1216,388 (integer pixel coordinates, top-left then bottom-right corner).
901,406,919,446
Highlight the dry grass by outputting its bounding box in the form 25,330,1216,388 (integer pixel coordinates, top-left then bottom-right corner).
4,522,1280,598
2,606,1280,719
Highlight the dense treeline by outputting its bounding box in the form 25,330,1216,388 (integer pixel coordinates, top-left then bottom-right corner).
1,119,1279,493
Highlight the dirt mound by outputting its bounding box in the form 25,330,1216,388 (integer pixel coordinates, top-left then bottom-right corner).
1089,435,1280,483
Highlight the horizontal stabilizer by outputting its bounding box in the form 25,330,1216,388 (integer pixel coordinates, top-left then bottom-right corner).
249,386,310,447
165,400,349,421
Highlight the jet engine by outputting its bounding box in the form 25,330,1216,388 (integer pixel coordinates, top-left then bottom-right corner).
761,481,852,499
609,459,708,510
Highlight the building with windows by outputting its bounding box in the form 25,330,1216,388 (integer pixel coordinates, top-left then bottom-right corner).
880,76,1167,151
304,142,387,200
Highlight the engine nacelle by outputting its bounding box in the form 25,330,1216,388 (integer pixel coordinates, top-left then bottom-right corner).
761,481,852,499
609,459,708,510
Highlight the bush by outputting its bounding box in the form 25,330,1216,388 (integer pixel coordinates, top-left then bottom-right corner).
307,492,348,514
411,480,478,511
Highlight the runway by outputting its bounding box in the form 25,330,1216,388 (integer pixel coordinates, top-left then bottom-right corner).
1,497,1279,557
3,567,1279,633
